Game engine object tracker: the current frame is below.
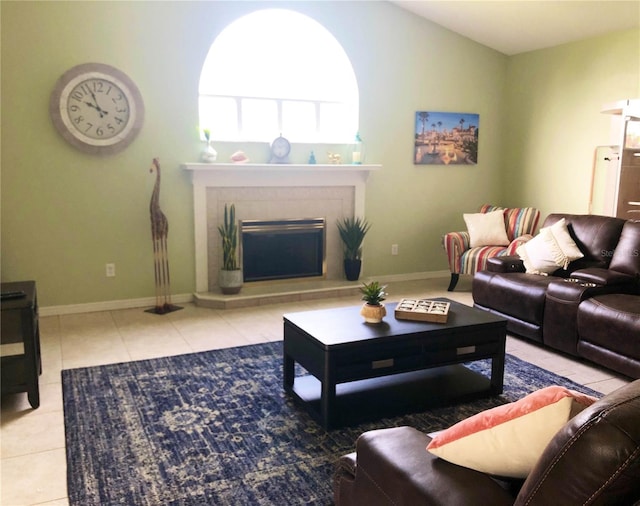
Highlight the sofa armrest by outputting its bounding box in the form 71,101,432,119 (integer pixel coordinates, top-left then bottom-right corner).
334,452,357,504
487,255,525,273
334,426,515,506
506,234,534,255
442,231,471,273
569,267,638,289
516,380,640,505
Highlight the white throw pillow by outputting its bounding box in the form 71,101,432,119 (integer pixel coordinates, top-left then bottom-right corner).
517,218,585,274
542,218,584,267
463,210,510,247
516,228,564,274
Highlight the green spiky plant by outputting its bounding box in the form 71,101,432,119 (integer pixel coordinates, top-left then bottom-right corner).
360,281,387,306
218,203,239,270
336,217,371,261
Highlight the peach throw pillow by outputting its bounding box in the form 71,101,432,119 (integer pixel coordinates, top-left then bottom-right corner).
426,386,598,478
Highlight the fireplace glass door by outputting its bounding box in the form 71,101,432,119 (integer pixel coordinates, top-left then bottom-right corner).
241,218,326,282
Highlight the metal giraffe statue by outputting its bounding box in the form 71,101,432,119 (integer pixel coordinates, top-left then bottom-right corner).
146,158,181,314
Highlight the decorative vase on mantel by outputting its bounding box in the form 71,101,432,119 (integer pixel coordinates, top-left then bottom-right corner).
201,142,217,163
201,128,217,163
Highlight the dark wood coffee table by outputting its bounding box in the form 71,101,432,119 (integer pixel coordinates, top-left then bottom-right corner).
283,298,506,429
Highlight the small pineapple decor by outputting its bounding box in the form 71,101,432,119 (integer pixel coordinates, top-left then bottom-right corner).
359,280,387,323
217,203,243,294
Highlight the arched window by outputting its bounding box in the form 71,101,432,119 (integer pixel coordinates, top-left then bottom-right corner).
199,9,358,143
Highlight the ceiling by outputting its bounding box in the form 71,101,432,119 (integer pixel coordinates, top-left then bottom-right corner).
391,1,640,55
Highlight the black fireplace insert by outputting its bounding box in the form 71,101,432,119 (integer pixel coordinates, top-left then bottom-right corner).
241,218,326,282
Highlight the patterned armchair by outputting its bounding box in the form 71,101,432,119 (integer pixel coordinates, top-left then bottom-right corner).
443,204,540,291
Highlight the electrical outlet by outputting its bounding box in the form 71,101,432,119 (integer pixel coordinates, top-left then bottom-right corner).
106,263,116,277
391,244,399,256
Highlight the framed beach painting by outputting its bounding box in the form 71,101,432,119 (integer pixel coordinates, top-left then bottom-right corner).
414,111,479,165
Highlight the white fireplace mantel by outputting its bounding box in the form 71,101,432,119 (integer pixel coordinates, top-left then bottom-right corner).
182,163,381,292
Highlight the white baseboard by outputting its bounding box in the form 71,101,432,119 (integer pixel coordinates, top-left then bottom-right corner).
40,293,194,317
39,271,451,316
371,270,450,282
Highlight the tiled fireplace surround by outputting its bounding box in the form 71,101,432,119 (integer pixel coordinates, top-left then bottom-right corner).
182,163,380,300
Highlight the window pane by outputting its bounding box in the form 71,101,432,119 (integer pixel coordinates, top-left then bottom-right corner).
241,99,278,141
282,101,317,141
319,103,357,143
199,96,238,140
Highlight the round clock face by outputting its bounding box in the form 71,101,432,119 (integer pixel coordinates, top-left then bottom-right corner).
50,63,144,155
271,136,291,158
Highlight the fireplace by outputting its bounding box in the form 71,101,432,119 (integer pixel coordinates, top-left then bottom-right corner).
181,163,379,293
241,218,326,282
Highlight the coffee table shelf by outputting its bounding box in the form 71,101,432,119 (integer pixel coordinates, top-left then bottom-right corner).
290,365,493,427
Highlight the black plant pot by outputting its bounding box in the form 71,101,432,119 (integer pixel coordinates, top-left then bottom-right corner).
344,259,362,281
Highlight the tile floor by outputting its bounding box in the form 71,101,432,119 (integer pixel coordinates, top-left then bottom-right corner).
0,278,631,505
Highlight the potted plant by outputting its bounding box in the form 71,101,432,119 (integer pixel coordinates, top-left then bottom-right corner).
337,216,371,281
359,280,387,323
218,203,243,294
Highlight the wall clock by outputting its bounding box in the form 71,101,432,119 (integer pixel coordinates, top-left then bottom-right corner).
269,135,291,164
49,62,145,155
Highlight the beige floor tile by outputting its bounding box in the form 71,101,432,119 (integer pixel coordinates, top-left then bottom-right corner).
227,320,282,343
121,329,192,361
38,315,61,334
111,306,188,332
169,308,231,332
34,499,69,506
0,382,63,416
583,376,631,395
58,311,118,335
1,448,67,506
536,352,590,373
1,410,65,458
40,346,63,386
184,330,254,351
176,318,253,351
60,334,130,369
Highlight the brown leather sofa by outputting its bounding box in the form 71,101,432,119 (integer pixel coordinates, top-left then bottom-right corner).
334,380,640,505
472,214,640,379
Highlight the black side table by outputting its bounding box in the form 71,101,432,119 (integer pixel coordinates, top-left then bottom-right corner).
1,281,41,408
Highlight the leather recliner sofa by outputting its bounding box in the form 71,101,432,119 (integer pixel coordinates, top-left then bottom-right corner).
334,380,640,506
472,214,640,379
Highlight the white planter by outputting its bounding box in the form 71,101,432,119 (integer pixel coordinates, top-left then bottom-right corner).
219,269,243,295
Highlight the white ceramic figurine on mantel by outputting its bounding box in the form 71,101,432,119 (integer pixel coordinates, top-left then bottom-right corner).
201,129,218,163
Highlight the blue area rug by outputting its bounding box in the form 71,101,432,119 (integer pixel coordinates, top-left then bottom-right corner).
62,341,599,505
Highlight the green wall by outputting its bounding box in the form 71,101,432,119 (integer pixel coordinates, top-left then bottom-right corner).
1,1,637,308
503,29,640,217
